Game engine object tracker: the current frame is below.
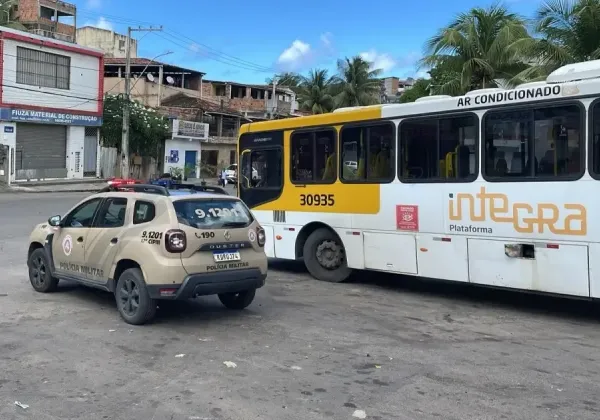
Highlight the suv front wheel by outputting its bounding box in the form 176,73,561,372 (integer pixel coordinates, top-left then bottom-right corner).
218,289,256,310
115,268,157,325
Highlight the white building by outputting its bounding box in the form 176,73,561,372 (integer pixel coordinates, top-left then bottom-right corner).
76,26,137,59
0,27,103,183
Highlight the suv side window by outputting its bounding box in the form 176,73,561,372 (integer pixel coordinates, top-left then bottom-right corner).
133,201,155,224
63,198,103,228
95,198,128,228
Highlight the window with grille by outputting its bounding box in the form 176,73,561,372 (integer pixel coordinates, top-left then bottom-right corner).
16,47,71,90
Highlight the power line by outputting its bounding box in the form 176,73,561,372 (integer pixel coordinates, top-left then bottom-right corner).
153,31,274,73
75,9,276,73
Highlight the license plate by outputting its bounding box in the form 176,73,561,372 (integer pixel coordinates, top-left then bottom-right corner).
213,251,241,262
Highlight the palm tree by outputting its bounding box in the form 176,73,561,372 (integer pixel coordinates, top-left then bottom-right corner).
419,4,532,95
0,0,26,31
266,72,302,93
334,56,382,108
296,69,335,114
517,0,600,79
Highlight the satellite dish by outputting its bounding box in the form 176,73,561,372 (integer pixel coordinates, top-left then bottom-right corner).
147,73,155,82
166,76,175,85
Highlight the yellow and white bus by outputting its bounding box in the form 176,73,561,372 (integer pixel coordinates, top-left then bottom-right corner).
237,59,600,299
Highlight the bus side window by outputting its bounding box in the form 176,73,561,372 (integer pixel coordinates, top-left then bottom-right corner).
592,101,600,178
290,129,336,184
483,105,582,180
340,122,395,183
400,114,477,182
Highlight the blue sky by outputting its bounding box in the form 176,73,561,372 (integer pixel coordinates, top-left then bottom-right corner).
74,0,542,84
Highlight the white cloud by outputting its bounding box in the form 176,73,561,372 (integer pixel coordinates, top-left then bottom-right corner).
86,0,102,9
320,32,332,47
278,40,311,64
359,49,396,73
277,40,311,70
84,17,113,31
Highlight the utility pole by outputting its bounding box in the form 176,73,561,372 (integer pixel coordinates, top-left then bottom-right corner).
121,25,163,179
270,77,278,119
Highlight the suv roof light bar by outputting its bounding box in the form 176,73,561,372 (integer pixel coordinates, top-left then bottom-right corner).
99,184,170,195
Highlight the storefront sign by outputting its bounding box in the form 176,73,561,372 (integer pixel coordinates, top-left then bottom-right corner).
0,108,102,126
172,119,208,140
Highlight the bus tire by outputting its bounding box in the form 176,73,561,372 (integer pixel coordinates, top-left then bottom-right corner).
303,228,352,283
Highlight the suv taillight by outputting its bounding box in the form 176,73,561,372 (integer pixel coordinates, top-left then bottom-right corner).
257,226,266,247
165,229,186,253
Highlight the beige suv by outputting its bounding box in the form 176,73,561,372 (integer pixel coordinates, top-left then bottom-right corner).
26,184,268,325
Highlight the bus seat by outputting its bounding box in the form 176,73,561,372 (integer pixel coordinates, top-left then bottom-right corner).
511,152,522,173
357,157,365,178
456,145,470,178
322,153,335,180
496,158,508,175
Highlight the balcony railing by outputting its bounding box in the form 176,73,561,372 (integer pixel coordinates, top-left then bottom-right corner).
39,0,76,15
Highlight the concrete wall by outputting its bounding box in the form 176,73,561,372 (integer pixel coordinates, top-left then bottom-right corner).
104,77,201,108
76,27,137,58
2,37,101,113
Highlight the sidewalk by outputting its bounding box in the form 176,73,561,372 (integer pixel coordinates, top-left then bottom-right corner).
5,178,107,193
3,177,237,194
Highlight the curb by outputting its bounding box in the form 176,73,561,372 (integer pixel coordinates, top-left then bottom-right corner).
6,188,100,194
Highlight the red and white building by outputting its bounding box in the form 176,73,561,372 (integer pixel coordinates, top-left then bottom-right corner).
0,26,103,183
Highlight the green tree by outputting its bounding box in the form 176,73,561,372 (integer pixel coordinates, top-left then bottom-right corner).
0,0,26,30
419,4,532,95
398,79,431,103
266,72,302,93
515,0,600,80
297,69,335,114
334,56,383,108
101,94,168,157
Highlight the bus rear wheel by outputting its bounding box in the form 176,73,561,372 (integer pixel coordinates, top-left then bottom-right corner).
303,228,352,283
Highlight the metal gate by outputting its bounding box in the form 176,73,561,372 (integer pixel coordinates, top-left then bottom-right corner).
84,127,98,176
15,123,67,179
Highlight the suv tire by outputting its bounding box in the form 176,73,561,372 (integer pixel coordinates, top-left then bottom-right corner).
303,228,352,283
218,289,256,310
115,268,157,325
28,248,59,293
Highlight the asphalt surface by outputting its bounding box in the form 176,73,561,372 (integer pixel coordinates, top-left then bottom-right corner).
2,192,600,420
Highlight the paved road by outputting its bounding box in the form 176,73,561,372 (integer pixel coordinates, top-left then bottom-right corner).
2,192,600,420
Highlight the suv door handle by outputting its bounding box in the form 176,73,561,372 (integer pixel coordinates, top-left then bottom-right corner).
110,238,118,244
77,237,84,243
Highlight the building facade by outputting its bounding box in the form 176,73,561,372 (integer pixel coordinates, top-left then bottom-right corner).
76,26,137,59
14,0,77,43
200,79,300,119
0,27,103,183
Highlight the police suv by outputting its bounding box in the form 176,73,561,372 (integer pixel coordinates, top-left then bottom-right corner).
26,184,268,325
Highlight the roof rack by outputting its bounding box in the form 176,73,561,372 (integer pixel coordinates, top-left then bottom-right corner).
169,183,228,195
99,184,169,195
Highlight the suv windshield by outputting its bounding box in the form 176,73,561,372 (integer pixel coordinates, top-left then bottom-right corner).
173,199,253,229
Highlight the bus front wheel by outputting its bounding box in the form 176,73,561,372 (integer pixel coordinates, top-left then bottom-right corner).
303,228,352,283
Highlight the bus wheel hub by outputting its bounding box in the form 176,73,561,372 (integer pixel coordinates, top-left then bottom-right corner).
316,240,342,269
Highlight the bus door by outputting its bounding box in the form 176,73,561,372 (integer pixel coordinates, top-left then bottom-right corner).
238,131,284,258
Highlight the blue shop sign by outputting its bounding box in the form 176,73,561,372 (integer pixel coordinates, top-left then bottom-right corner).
0,108,103,126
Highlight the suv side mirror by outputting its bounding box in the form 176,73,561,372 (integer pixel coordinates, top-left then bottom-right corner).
48,215,61,227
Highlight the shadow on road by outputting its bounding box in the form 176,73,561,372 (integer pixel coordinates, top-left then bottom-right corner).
56,280,254,324
268,258,600,324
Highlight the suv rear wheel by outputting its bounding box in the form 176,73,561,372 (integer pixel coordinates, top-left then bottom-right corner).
218,289,256,310
28,248,59,293
115,268,157,325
